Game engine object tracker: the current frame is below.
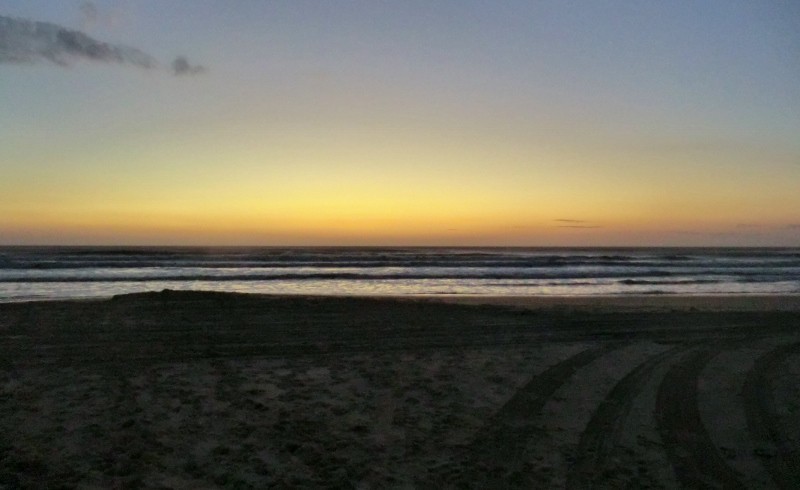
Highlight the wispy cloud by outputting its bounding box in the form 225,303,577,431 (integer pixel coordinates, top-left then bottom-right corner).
78,1,128,31
735,223,800,231
554,218,601,229
675,230,740,237
0,14,205,76
0,15,155,68
172,56,205,76
79,1,99,27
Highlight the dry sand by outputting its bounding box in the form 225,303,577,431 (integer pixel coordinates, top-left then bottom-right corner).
1,291,799,488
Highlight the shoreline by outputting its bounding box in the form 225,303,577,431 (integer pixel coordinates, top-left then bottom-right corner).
5,290,800,311
422,293,800,312
0,289,800,312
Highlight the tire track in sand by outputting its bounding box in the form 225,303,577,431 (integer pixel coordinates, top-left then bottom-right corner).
566,344,688,489
742,341,800,489
442,343,622,487
655,344,746,489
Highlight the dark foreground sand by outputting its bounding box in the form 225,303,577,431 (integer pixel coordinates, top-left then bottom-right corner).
1,291,799,489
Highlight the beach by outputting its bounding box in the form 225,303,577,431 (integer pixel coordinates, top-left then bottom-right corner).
1,291,799,488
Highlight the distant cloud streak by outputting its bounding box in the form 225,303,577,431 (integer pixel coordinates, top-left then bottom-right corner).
735,223,800,231
554,218,600,229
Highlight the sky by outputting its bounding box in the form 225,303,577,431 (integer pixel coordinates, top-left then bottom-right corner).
1,1,799,246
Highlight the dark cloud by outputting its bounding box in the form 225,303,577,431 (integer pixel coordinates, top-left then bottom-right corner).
1,14,205,76
172,56,205,76
555,219,588,223
0,14,156,68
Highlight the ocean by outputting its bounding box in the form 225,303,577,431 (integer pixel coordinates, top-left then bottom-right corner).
0,247,798,302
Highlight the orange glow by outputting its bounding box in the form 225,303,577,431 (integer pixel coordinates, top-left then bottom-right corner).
2,110,798,246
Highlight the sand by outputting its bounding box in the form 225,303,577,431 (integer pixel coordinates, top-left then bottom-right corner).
1,291,799,488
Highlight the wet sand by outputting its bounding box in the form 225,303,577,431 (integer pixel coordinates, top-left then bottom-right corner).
428,294,800,312
1,291,799,488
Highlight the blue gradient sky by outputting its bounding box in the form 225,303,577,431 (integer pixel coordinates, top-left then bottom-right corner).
2,1,799,245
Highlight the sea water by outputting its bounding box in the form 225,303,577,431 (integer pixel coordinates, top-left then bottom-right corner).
0,247,798,302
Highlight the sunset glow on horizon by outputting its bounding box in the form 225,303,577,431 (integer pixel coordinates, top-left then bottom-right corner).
2,1,799,246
